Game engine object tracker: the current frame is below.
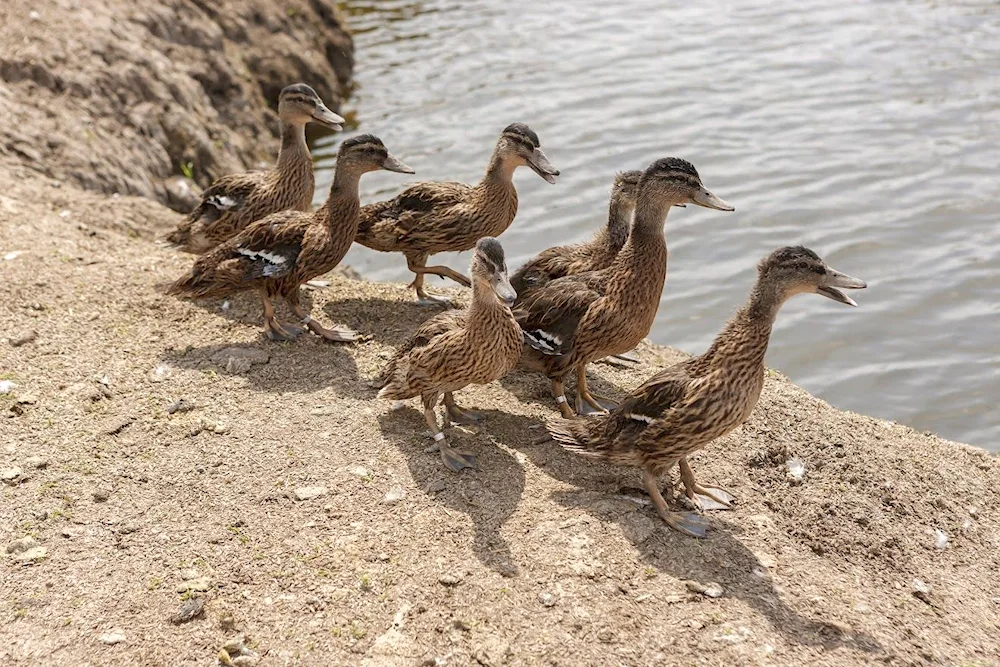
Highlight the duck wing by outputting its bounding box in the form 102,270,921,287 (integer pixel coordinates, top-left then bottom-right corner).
513,271,606,356
165,173,266,249
357,181,473,250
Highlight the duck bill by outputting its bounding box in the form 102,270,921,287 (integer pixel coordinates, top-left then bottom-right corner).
312,104,346,131
495,273,517,308
690,186,734,211
382,153,415,174
527,148,559,184
817,269,867,307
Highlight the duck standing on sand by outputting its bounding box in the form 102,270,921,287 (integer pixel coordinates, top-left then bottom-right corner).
168,135,412,342
510,170,641,297
377,238,522,471
355,123,559,305
515,158,734,417
548,246,867,537
164,84,345,254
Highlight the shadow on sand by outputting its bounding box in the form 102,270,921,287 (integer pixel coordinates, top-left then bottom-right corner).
377,406,526,578
491,406,884,655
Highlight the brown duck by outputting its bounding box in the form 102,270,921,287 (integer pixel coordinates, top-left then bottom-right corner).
168,135,412,341
355,123,559,305
515,158,733,418
548,246,867,537
378,238,522,471
164,84,344,254
510,170,641,297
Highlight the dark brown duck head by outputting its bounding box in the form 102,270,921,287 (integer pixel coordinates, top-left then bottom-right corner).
636,157,734,213
336,134,414,175
471,237,517,308
495,123,560,184
757,245,867,307
278,83,345,130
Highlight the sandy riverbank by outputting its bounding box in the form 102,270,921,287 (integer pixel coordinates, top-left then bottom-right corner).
2,2,999,666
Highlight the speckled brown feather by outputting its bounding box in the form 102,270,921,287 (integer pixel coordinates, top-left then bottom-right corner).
378,283,522,400
165,122,316,254
168,138,384,303
548,247,853,476
511,170,640,296
355,175,518,255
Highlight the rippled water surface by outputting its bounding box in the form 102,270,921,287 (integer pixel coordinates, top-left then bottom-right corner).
316,0,1000,450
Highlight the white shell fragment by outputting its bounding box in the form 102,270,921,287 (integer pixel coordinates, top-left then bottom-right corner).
786,458,806,483
934,529,948,550
0,380,17,393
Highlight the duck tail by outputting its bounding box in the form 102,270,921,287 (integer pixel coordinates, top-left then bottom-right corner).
375,354,412,400
547,415,609,460
165,265,219,299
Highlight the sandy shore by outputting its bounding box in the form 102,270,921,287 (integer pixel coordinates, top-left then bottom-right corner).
2,2,999,666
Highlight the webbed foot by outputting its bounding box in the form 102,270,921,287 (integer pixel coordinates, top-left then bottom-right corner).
446,404,487,425
686,484,736,511
663,511,710,538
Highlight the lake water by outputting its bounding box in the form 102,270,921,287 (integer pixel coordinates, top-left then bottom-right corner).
315,0,1000,451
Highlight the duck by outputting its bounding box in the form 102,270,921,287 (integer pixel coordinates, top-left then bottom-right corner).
510,170,641,297
547,246,867,537
514,158,733,418
168,135,412,341
355,123,559,305
164,84,345,254
377,237,522,471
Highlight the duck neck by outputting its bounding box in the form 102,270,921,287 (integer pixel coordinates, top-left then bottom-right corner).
593,198,632,255
481,150,520,199
318,165,362,226
467,277,508,332
275,122,311,178
701,280,781,371
608,196,671,290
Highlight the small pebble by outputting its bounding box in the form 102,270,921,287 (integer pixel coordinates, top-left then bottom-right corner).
150,364,172,382
294,486,329,501
0,380,16,393
170,597,205,624
538,592,557,607
912,578,933,603
25,456,48,469
685,580,724,598
1,467,23,483
348,466,371,478
7,536,38,554
15,546,48,563
425,479,446,494
222,634,252,656
166,399,196,414
10,330,37,347
176,577,213,593
93,489,110,503
99,631,126,645
382,486,406,505
438,573,463,587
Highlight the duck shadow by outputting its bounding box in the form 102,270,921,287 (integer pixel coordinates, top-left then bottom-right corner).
159,336,366,398
377,406,525,578
322,296,459,347
494,411,882,655
499,368,626,414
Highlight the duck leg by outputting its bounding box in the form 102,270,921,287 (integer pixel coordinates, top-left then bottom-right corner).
285,290,359,342
550,378,575,418
422,394,477,472
260,290,303,341
678,458,735,511
406,253,471,305
576,365,618,415
643,469,709,538
443,392,487,425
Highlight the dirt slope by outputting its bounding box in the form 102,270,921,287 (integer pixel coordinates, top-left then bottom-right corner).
1,177,999,667
0,0,353,209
